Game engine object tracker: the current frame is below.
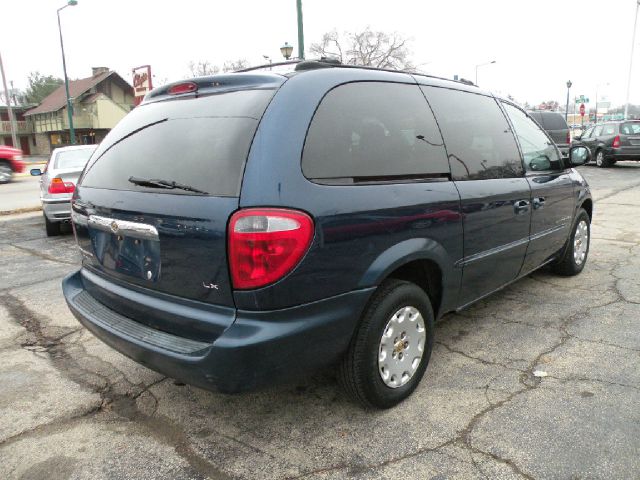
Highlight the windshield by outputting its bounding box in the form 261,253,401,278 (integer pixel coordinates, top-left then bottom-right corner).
53,147,96,170
81,89,277,197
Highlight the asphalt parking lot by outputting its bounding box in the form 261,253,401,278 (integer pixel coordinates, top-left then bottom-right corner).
1,164,639,480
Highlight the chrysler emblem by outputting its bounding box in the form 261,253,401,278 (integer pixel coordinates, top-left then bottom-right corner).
110,221,119,233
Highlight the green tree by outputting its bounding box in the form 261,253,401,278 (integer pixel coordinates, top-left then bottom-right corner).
24,72,63,104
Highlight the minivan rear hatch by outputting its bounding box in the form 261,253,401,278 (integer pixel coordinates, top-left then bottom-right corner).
71,75,283,321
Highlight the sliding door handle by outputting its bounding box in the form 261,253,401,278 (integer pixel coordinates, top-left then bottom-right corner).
514,200,530,214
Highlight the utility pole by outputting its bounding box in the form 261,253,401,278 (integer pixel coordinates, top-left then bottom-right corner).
624,0,640,120
296,0,305,60
0,51,18,148
565,80,572,122
57,1,78,144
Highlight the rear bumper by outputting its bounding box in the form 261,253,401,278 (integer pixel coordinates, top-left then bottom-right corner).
63,269,374,393
42,198,72,221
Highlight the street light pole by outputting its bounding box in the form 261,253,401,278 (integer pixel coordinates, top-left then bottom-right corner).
565,80,572,122
0,51,18,148
57,0,78,145
624,0,640,120
296,0,305,60
475,60,496,86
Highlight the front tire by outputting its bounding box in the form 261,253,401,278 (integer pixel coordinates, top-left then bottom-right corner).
552,209,590,276
338,279,435,409
44,215,61,237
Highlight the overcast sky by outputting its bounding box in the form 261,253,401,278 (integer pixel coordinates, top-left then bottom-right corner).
2,0,639,108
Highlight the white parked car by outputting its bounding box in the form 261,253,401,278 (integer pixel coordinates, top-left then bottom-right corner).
31,145,97,236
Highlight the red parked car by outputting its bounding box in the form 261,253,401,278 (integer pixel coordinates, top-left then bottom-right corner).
0,146,25,183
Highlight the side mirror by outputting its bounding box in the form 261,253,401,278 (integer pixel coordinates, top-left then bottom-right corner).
30,168,42,176
529,156,552,171
569,145,590,166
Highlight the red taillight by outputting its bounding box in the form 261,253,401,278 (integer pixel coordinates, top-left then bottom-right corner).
228,208,314,290
48,177,75,194
566,131,571,144
612,135,621,149
168,82,198,95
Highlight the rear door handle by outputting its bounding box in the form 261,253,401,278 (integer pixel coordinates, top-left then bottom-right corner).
514,200,530,214
533,197,546,209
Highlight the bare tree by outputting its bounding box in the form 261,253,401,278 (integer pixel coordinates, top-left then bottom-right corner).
310,27,414,70
222,59,250,72
188,61,219,77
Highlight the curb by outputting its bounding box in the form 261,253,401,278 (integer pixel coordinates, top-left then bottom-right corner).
0,206,42,216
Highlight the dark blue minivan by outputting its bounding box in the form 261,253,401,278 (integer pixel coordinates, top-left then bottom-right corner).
63,61,593,408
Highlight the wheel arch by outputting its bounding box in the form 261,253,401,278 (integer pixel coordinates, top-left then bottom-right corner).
357,238,455,319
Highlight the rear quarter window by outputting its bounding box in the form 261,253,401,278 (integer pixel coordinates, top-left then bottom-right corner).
81,89,276,197
301,82,449,183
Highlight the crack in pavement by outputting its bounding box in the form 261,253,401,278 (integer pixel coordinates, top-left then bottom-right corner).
9,242,78,266
0,292,234,480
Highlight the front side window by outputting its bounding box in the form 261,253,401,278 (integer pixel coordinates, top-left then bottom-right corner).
302,82,449,182
583,126,595,138
593,125,603,137
502,103,562,172
422,87,523,180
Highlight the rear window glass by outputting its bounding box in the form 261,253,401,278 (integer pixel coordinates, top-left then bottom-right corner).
81,89,276,196
53,147,96,170
302,82,449,182
540,112,568,130
620,122,640,135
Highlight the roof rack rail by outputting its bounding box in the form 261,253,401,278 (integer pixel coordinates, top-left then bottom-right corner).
233,57,478,88
235,59,302,73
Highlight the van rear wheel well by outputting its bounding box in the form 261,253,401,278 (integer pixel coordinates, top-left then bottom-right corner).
387,260,443,317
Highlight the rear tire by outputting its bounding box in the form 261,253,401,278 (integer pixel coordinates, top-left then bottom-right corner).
552,209,590,276
338,279,434,409
44,215,61,237
595,150,612,168
0,161,12,184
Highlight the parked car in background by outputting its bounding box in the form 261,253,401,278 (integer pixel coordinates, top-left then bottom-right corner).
62,62,593,409
528,111,571,157
0,145,25,183
573,120,640,167
31,145,97,236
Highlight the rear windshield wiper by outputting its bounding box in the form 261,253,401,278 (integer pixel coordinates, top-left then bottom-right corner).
128,176,209,194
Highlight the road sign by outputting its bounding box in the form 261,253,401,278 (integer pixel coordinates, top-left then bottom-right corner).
580,103,586,116
576,95,590,104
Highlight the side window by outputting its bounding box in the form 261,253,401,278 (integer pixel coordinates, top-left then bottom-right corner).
302,82,449,182
602,124,615,135
422,86,523,180
583,126,595,138
502,103,562,171
593,125,603,137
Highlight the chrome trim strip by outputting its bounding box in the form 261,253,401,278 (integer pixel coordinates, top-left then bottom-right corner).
529,224,567,242
88,215,159,240
455,236,530,268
